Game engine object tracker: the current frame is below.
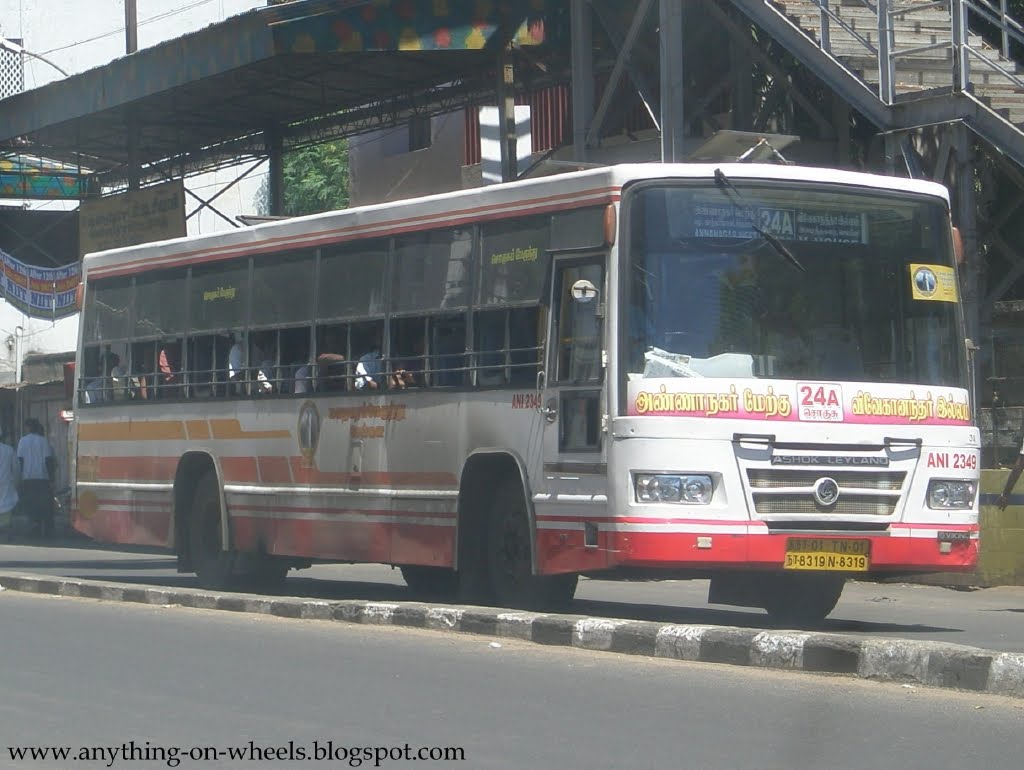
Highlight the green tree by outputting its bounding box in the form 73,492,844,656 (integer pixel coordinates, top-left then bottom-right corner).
254,138,349,217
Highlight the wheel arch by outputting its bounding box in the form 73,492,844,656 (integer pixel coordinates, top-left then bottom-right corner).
457,449,537,574
173,451,228,570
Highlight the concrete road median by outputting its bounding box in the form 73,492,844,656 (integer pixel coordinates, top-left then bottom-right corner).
2,570,1023,699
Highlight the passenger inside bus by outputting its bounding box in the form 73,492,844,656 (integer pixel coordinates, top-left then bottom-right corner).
107,353,128,400
131,343,155,400
389,318,425,389
83,364,106,405
251,331,275,394
316,326,348,392
280,328,312,394
157,341,181,397
353,323,384,390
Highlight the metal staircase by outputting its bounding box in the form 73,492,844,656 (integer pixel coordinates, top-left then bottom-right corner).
730,0,1024,167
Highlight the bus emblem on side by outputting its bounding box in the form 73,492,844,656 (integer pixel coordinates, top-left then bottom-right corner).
298,400,321,463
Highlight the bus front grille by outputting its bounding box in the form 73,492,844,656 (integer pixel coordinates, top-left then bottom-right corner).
752,493,898,516
747,469,905,490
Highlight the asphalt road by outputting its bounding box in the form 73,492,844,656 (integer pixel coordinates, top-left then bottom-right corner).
2,539,1024,653
1,590,1022,770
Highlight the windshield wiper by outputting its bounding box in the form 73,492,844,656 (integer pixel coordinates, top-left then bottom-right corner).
713,168,806,274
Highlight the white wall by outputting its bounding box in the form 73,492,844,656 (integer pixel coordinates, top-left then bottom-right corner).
349,113,467,207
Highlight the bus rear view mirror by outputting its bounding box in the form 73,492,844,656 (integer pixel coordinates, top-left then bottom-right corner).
952,226,964,265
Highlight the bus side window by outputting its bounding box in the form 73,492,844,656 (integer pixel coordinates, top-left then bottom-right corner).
190,335,217,398
474,310,507,386
431,315,466,387
508,307,540,386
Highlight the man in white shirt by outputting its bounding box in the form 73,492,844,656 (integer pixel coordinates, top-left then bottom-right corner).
17,418,54,539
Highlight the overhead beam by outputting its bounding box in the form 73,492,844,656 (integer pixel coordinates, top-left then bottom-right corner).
586,0,656,147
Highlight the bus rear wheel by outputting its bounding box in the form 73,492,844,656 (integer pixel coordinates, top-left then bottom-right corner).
189,471,235,591
486,478,577,611
761,573,845,627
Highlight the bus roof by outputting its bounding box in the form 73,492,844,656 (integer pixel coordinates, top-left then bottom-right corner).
84,163,951,279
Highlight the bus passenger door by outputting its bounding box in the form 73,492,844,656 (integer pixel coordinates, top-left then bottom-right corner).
536,256,608,572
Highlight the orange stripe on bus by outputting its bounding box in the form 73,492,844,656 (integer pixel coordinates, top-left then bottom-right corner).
209,419,291,440
79,421,187,442
185,420,211,440
81,453,456,489
220,456,259,483
257,456,293,484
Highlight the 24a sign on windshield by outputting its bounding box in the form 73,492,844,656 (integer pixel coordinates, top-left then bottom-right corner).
692,203,866,244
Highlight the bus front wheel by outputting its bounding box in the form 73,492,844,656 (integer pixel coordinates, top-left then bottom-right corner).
486,478,577,610
761,573,845,627
189,471,235,591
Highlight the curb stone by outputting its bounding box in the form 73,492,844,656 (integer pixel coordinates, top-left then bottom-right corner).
2,571,1021,698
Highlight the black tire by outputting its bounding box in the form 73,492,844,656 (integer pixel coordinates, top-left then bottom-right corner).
486,478,578,610
761,573,845,627
236,555,290,593
189,471,235,590
400,565,459,600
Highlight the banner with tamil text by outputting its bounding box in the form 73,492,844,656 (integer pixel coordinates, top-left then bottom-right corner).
0,249,80,319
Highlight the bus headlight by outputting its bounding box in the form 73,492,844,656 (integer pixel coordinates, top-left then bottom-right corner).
926,480,976,509
635,474,713,504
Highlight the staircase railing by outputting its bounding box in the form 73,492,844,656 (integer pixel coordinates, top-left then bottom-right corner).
775,0,1024,105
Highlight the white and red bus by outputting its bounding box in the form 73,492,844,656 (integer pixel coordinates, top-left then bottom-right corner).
72,163,978,623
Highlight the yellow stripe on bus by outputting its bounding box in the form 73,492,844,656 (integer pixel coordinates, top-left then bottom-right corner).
208,419,291,440
79,421,187,442
185,420,211,440
79,419,289,442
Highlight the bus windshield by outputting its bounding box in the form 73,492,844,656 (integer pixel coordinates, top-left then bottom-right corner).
623,181,966,389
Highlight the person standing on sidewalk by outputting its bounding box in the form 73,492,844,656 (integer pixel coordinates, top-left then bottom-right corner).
997,437,1024,510
17,418,55,539
0,432,19,540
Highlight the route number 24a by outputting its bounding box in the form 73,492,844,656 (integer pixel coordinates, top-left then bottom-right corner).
800,385,840,407
758,208,796,238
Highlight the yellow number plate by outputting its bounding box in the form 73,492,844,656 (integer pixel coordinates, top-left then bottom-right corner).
784,538,870,572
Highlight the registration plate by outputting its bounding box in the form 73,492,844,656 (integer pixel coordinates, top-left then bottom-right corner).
784,538,870,572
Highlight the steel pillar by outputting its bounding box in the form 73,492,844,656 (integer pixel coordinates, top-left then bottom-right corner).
497,48,518,183
571,0,593,162
660,0,685,162
267,129,285,216
954,124,979,348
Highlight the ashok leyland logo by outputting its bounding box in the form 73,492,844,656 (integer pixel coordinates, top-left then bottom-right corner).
813,477,840,507
913,266,938,298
